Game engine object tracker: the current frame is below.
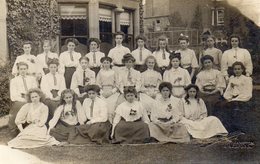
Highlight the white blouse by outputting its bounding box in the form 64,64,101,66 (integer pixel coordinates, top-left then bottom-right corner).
10,75,38,102
141,69,162,89
221,48,253,76
131,48,152,65
181,98,207,121
223,75,252,102
40,73,66,99
96,69,118,93
59,51,82,74
113,101,150,125
85,51,105,67
82,97,108,123
152,50,170,67
176,48,199,69
108,45,130,65
36,52,59,69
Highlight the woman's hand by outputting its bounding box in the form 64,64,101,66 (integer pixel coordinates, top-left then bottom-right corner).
47,128,51,135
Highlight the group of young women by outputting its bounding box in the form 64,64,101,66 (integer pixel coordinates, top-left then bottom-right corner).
7,31,253,148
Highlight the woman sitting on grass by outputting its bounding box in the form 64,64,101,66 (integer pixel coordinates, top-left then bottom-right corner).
8,88,59,148
111,86,150,144
180,84,228,139
48,89,85,143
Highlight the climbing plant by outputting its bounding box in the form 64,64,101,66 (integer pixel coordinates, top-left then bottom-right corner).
6,0,60,62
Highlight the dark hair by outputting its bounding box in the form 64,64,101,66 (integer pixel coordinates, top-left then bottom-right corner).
155,36,170,52
123,86,137,98
178,35,189,43
23,41,33,46
85,84,101,94
59,89,78,117
79,56,90,62
200,55,214,69
232,61,246,75
47,58,59,67
159,82,173,97
26,88,45,103
184,84,200,104
100,56,112,63
42,40,51,46
135,35,147,42
122,53,136,64
166,52,181,70
229,34,242,48
88,38,101,48
16,62,29,70
143,55,161,73
65,38,79,46
114,31,125,38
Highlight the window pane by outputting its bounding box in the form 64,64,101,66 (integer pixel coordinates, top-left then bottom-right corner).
75,19,88,35
61,19,74,36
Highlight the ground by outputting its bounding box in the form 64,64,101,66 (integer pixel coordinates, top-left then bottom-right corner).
0,91,260,163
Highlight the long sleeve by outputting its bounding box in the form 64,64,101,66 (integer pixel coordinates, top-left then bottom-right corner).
49,105,63,128
135,72,142,92
184,69,191,86
221,51,229,77
223,82,233,101
233,77,253,101
112,106,122,126
199,99,208,119
91,100,108,123
163,70,170,82
191,50,199,68
38,105,49,126
70,72,79,94
10,78,25,102
15,104,29,125
59,76,66,96
216,71,226,91
140,104,150,124
244,50,253,75
195,74,203,91
76,101,86,125
40,75,53,98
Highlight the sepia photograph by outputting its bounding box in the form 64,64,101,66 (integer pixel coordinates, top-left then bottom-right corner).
0,0,259,163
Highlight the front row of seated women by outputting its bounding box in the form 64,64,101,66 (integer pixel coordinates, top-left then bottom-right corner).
8,82,228,148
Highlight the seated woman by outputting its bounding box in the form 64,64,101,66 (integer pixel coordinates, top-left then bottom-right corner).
195,55,225,115
140,56,162,99
40,59,66,122
71,85,111,144
149,82,190,143
48,89,85,143
216,62,253,133
96,57,120,123
8,88,59,148
180,84,228,139
111,86,150,144
9,62,38,136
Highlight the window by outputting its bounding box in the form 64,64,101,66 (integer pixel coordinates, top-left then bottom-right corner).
216,8,224,26
59,4,88,53
120,11,134,50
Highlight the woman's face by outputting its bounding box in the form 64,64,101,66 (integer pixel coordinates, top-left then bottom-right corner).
90,41,98,51
63,93,73,104
207,37,215,48
233,65,243,76
102,60,111,70
49,64,58,74
231,37,239,48
137,39,145,48
179,40,188,50
43,42,51,52
125,60,134,69
203,59,213,70
80,59,89,70
161,87,171,99
23,44,32,54
187,88,197,98
30,92,40,103
115,35,123,45
88,90,97,100
159,40,166,49
146,58,155,70
171,58,180,69
125,93,136,103
67,42,76,51
18,65,28,76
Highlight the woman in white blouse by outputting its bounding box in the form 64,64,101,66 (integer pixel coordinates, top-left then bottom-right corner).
221,34,253,81
111,86,150,144
71,85,111,144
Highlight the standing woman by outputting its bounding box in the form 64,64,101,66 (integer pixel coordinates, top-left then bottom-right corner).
131,35,152,72
111,86,150,144
152,36,170,75
85,38,105,75
59,38,82,88
37,40,59,75
195,55,226,115
200,35,222,70
163,53,191,98
221,34,253,81
149,82,190,143
8,88,59,148
180,84,228,139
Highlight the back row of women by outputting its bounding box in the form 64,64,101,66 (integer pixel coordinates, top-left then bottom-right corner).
8,31,253,148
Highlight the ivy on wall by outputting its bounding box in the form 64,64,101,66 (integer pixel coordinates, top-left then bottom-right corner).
6,0,60,62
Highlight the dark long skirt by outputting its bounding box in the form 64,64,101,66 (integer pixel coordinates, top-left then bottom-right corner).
214,100,253,133
8,101,26,135
113,119,150,144
199,92,221,116
64,67,76,89
43,99,60,125
49,120,78,143
70,121,111,144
